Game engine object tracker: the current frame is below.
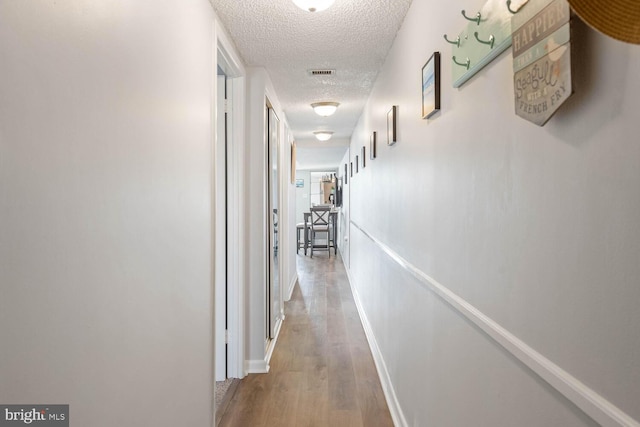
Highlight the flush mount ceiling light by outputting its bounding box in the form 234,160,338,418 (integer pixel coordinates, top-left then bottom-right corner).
311,102,340,117
292,0,335,12
313,131,333,141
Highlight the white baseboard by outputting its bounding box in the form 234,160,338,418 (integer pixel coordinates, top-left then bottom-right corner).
245,315,284,375
265,316,282,363
286,273,298,301
343,264,408,427
245,359,269,374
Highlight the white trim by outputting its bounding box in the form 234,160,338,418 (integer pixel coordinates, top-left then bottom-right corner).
350,220,640,427
215,16,247,380
265,316,283,363
213,12,246,77
213,73,227,382
225,76,246,379
245,359,270,374
343,264,407,427
246,315,283,374
285,272,298,301
210,20,218,427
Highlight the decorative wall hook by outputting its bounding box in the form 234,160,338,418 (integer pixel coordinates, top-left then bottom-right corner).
443,34,461,47
506,0,528,14
452,56,470,69
461,10,481,25
474,32,495,48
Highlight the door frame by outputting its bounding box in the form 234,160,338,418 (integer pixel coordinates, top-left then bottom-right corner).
214,20,246,380
265,104,282,342
214,72,227,381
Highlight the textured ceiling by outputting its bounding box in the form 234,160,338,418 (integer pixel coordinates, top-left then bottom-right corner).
212,0,412,169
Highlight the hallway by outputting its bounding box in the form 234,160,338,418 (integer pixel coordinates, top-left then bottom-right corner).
218,253,394,427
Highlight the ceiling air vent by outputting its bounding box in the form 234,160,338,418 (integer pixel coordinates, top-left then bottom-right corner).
308,69,336,76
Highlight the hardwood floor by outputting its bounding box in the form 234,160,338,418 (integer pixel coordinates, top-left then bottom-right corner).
218,252,394,427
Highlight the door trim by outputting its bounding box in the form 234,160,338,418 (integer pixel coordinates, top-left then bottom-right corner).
215,19,247,380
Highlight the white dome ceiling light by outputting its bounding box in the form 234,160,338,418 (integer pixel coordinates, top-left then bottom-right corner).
313,131,334,141
292,0,335,13
311,102,340,117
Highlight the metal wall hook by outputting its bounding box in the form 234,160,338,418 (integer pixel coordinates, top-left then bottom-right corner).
474,32,495,48
461,10,481,25
506,0,528,14
443,34,460,47
452,56,470,69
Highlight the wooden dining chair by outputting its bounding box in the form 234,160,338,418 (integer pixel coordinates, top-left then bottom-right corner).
309,206,331,258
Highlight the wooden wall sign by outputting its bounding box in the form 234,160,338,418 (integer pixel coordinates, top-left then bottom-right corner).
512,0,572,126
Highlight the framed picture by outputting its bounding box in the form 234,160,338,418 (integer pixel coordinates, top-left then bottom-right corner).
295,178,304,188
361,146,366,168
355,155,359,173
370,131,377,160
421,52,441,119
387,106,397,145
344,163,348,185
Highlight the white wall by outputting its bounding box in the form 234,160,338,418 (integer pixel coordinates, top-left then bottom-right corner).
347,0,640,425
0,1,216,426
309,173,321,206
295,170,312,224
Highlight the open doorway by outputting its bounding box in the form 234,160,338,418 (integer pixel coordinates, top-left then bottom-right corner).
295,171,338,224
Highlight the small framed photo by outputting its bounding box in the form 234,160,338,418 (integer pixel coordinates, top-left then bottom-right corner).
370,131,377,160
387,106,397,145
295,178,304,188
355,155,359,173
421,52,441,119
361,146,366,168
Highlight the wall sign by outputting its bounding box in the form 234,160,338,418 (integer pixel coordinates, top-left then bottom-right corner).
512,0,572,126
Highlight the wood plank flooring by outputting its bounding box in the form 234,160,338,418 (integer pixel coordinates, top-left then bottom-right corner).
218,252,394,427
